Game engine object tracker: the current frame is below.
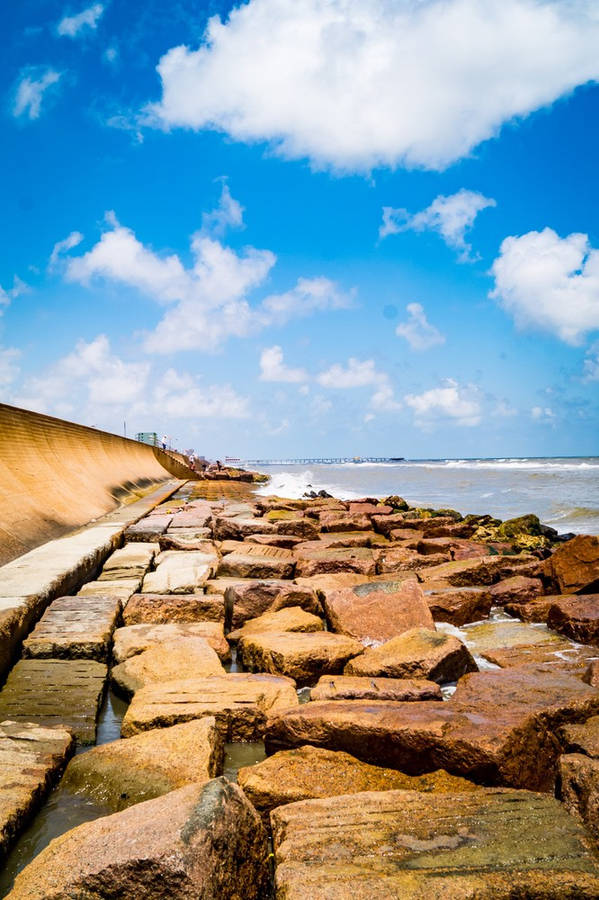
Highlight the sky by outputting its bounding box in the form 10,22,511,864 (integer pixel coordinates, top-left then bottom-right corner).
2,0,599,459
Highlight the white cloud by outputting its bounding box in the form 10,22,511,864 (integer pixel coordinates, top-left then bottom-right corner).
396,302,445,350
103,46,118,65
0,349,21,393
405,378,482,427
381,190,496,261
0,276,29,311
13,68,61,120
57,3,104,37
531,405,555,423
491,228,599,344
259,346,308,383
147,0,599,173
317,357,400,411
65,213,351,353
583,343,599,381
49,231,84,268
201,181,244,237
12,335,249,422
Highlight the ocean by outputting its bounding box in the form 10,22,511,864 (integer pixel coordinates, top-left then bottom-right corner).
254,457,599,536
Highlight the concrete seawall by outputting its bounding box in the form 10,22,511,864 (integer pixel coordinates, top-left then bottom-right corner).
0,403,193,566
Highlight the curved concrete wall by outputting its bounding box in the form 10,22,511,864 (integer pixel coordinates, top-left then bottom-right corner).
0,403,193,566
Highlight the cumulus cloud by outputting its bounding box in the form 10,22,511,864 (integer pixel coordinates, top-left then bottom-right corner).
13,68,61,120
396,302,445,350
201,181,244,237
0,276,29,311
583,343,599,381
317,357,400,411
405,378,482,427
380,190,496,261
531,405,555,423
12,335,249,421
57,3,104,37
65,211,351,353
491,228,599,344
49,231,84,268
259,346,308,383
147,0,599,173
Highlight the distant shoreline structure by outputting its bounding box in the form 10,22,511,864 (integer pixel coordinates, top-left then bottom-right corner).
242,457,405,465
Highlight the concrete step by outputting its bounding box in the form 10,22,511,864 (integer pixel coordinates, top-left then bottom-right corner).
22,595,122,661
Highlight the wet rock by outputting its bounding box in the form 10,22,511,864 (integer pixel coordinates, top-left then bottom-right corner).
545,535,599,594
7,778,269,900
481,642,598,676
345,628,477,683
227,606,323,642
271,787,599,898
560,716,599,758
548,595,599,644
142,550,215,594
310,675,441,702
217,544,295,579
459,617,566,656
322,581,433,644
99,542,158,579
265,666,599,790
424,586,492,626
113,622,230,664
22,594,121,661
238,632,364,686
239,745,480,820
158,530,213,551
62,718,223,812
294,547,376,578
0,660,107,745
224,580,321,629
122,673,298,740
504,597,554,623
111,636,225,698
122,592,226,625
558,754,599,842
0,721,73,860
488,575,544,605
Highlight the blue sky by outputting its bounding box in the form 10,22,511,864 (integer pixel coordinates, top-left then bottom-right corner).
2,0,599,458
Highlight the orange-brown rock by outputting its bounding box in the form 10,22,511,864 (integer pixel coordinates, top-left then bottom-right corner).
271,788,599,898
122,592,225,625
217,543,295,579
295,531,382,550
418,554,538,587
318,511,373,532
322,581,433,644
113,622,230,664
212,515,276,541
375,546,450,574
548,595,599,644
424,586,492,626
265,666,599,789
560,716,599,758
61,718,223,811
584,660,599,687
545,535,599,594
122,673,298,740
294,546,376,578
224,580,321,628
294,571,417,596
111,636,225,698
238,745,479,819
481,643,598,676
245,533,305,549
345,628,477,683
238,631,364,686
504,597,554,623
558,753,599,842
348,502,393,516
489,574,544,605
7,779,269,900
408,536,486,558
310,674,441,702
227,606,323,642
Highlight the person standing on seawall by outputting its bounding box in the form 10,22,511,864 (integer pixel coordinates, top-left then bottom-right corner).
162,434,167,451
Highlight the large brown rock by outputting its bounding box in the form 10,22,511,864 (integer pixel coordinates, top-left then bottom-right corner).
271,788,599,899
111,636,225,698
224,580,321,629
99,542,158,579
141,550,215,594
7,779,269,900
376,547,450,574
113,622,230,664
345,628,477,682
62,718,223,812
217,544,295,579
167,503,212,529
125,515,173,542
548,595,599,644
481,642,598,676
318,511,372,532
294,547,376,578
424,586,492,625
239,745,480,819
488,574,543,605
546,535,599,594
418,554,538,587
158,530,214,551
322,581,433,644
212,515,276,541
22,594,121,661
122,673,298,740
310,675,441,702
558,754,599,842
238,631,364,686
504,597,554,623
227,606,323,642
265,667,599,790
0,721,73,860
122,592,225,625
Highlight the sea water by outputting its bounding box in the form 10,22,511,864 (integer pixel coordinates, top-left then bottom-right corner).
255,457,599,536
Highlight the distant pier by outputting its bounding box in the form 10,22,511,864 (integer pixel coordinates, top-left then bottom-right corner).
243,457,404,465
